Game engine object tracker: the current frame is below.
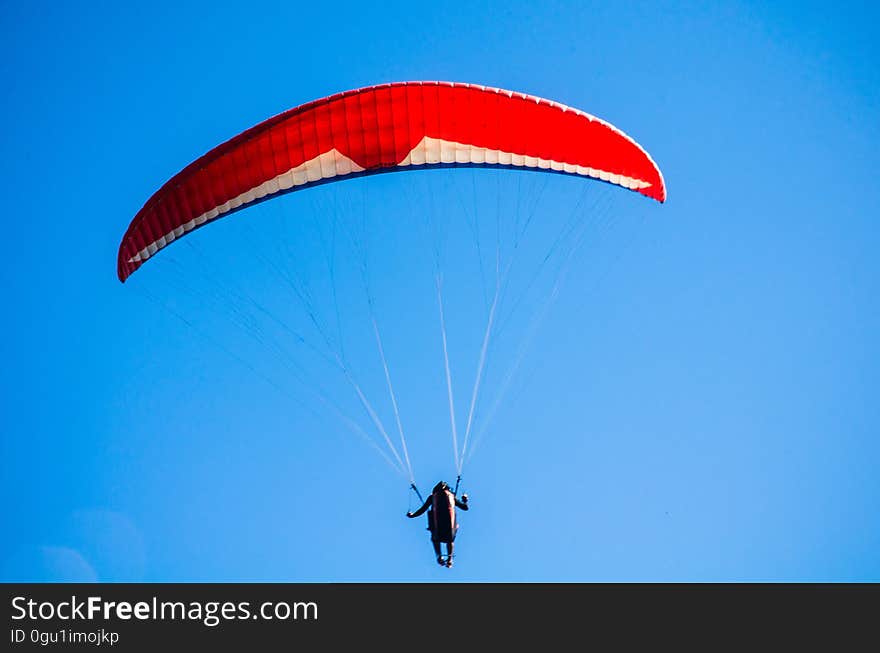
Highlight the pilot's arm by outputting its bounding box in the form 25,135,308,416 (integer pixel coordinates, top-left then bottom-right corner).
407,498,432,518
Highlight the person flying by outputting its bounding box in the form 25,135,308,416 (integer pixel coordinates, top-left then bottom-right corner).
407,481,469,567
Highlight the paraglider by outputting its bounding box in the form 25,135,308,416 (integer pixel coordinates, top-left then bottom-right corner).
117,81,664,281
118,81,665,567
407,480,469,567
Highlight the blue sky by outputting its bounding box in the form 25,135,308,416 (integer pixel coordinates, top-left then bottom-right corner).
1,1,878,582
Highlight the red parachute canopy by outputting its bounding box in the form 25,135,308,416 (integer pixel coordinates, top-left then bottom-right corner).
117,81,665,282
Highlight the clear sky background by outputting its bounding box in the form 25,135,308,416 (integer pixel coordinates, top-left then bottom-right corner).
1,1,878,582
